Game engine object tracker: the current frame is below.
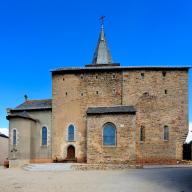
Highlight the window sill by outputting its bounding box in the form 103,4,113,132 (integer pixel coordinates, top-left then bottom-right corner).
103,145,116,148
41,145,48,148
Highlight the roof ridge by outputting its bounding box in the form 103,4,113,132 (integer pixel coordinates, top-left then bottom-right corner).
25,99,52,102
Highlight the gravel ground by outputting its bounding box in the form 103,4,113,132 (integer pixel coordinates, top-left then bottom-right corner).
0,166,192,192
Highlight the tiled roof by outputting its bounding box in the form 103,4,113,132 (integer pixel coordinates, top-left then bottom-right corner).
13,99,52,111
51,66,190,73
87,106,136,115
0,133,9,139
7,111,37,121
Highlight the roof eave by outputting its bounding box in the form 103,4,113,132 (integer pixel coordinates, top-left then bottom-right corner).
6,115,38,122
51,66,190,74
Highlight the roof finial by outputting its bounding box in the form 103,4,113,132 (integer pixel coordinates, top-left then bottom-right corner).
24,94,28,101
100,16,105,29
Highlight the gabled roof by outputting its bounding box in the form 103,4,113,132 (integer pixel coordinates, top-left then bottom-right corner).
6,111,37,121
12,99,52,111
87,106,136,115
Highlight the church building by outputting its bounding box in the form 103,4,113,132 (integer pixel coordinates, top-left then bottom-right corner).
7,22,189,167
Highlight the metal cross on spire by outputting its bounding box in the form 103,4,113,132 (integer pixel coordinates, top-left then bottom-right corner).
100,16,105,28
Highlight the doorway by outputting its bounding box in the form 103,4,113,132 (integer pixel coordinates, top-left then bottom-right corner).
67,145,75,159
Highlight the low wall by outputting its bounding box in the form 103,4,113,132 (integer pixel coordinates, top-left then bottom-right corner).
72,163,142,170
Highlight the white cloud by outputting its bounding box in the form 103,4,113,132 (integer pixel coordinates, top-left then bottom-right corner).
0,128,9,136
186,122,192,143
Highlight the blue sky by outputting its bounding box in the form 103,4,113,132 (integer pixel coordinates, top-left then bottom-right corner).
0,0,192,129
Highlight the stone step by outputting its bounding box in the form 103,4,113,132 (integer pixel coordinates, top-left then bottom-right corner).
23,163,73,171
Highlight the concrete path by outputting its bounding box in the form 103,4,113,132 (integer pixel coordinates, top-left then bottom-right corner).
1,167,192,192
23,163,73,171
144,164,192,169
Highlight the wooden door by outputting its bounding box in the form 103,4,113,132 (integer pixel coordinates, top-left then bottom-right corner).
67,145,75,159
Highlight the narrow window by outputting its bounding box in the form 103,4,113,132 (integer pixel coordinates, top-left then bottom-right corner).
66,92,68,96
140,126,145,142
112,74,116,79
13,129,17,145
81,93,83,96
68,125,75,141
80,74,83,79
162,71,166,77
163,125,169,141
165,89,167,94
103,123,116,146
96,91,99,95
42,127,47,146
96,75,98,79
141,73,144,79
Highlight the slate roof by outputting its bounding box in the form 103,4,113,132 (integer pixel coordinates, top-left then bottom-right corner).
6,111,37,121
0,133,9,139
91,23,113,65
12,99,52,111
87,106,136,115
52,66,190,74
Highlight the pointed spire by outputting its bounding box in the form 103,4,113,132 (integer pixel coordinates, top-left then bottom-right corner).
91,17,113,65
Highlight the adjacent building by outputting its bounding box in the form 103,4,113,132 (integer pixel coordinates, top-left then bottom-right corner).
0,133,9,165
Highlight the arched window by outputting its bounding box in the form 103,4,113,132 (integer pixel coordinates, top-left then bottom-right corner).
68,125,75,141
103,123,116,146
13,129,17,145
42,127,47,146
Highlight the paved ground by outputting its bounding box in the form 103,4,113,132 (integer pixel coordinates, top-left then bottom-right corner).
0,167,192,192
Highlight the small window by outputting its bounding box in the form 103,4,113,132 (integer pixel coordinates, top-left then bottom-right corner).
162,71,166,77
68,125,75,141
13,129,17,145
80,74,83,79
96,91,99,95
81,93,83,96
143,92,149,96
140,126,145,142
96,75,98,79
141,73,144,79
42,127,47,146
66,92,68,96
112,74,116,79
163,125,169,141
103,123,116,146
112,88,116,94
165,90,167,94
63,78,65,81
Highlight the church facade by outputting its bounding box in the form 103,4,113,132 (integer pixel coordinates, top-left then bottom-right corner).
7,23,189,166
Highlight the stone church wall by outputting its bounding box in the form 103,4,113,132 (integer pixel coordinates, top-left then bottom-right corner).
122,70,188,163
87,114,136,164
9,118,34,162
52,68,188,164
28,110,52,163
8,110,52,165
52,71,122,162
